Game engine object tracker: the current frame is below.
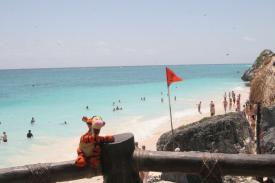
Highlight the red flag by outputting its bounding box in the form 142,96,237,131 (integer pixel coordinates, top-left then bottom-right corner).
166,67,182,86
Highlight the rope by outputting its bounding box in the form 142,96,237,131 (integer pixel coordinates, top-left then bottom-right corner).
26,163,53,183
199,153,223,183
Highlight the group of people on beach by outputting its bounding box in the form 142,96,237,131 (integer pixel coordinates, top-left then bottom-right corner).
196,90,243,117
196,90,258,140
223,91,242,113
112,100,123,112
160,91,177,103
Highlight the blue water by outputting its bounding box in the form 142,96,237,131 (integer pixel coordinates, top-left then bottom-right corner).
0,64,250,168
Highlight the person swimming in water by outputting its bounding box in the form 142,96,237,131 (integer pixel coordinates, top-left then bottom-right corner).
31,117,35,124
27,130,33,138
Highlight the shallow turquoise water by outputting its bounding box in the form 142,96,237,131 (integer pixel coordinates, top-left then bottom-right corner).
0,64,250,167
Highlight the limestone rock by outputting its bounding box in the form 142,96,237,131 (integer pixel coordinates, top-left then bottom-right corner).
261,105,275,154
241,49,274,81
250,56,275,106
157,112,252,153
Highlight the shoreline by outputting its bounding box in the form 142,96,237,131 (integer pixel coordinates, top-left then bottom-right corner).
140,86,250,151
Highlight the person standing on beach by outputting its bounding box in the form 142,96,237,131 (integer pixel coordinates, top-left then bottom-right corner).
197,101,202,114
1,132,7,143
236,94,241,112
223,98,228,113
232,91,236,105
210,101,215,116
238,94,241,104
229,97,232,111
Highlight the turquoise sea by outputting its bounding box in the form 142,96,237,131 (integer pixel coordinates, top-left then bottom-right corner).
0,64,250,168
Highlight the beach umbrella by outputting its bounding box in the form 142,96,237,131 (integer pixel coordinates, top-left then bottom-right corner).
165,67,183,148
250,56,275,107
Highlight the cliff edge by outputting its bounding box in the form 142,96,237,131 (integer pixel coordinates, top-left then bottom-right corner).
241,49,274,81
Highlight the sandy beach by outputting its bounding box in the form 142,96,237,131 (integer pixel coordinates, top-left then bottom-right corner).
61,87,250,183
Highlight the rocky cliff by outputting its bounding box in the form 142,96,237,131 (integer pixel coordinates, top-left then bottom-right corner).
241,49,274,81
250,55,275,106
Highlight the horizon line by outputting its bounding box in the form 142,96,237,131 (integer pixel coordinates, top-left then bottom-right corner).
0,62,252,71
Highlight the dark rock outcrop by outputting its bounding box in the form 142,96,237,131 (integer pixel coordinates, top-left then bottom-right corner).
157,112,253,183
261,105,275,154
260,105,275,183
157,112,252,153
241,49,274,81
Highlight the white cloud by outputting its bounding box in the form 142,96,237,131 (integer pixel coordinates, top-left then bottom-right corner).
95,41,109,47
242,36,256,42
123,48,137,53
144,49,158,56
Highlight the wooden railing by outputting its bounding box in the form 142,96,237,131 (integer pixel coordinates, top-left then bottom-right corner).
1,133,275,183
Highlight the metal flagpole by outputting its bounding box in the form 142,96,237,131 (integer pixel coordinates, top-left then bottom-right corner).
167,84,175,150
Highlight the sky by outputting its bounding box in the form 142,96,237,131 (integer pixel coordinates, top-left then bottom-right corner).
0,0,275,69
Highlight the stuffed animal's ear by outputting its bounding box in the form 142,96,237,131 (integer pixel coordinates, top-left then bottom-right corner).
82,116,88,122
82,116,93,123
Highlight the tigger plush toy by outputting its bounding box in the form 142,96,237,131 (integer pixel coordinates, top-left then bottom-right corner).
75,115,114,168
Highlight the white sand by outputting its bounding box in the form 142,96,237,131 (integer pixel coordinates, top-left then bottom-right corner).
62,87,250,183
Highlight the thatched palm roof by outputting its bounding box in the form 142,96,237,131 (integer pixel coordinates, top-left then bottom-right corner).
250,56,275,106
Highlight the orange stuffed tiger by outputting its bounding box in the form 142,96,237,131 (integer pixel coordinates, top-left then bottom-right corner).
75,116,114,168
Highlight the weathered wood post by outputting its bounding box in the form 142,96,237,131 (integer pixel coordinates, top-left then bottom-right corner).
256,102,263,183
256,102,262,155
102,133,141,183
